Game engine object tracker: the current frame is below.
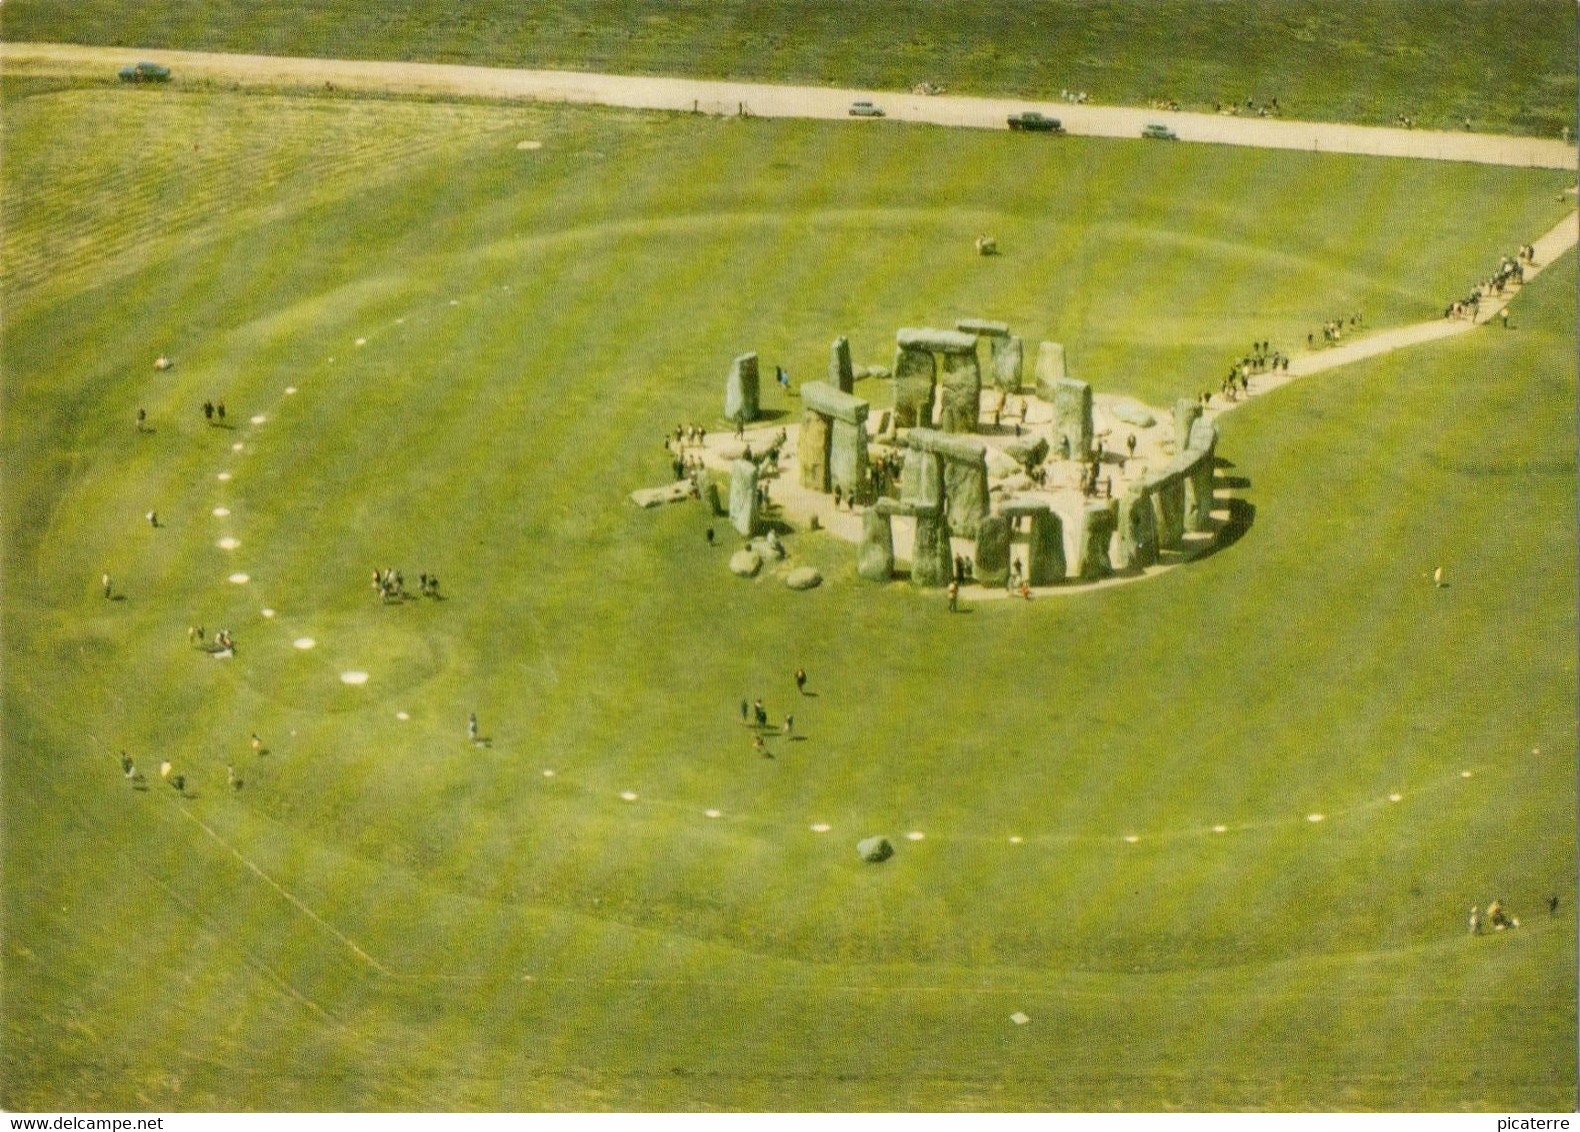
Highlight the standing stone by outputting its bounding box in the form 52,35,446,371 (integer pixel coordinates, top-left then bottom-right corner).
1116,484,1159,570
892,346,936,428
725,352,760,424
830,418,868,498
974,514,1011,587
799,410,831,492
1150,472,1186,549
939,349,982,433
728,459,759,537
990,336,1024,392
858,508,895,581
942,452,990,538
1174,398,1202,451
1003,501,1065,584
1184,418,1218,532
830,336,855,394
1052,377,1093,461
1077,500,1118,581
1034,341,1068,401
900,446,945,509
910,506,953,588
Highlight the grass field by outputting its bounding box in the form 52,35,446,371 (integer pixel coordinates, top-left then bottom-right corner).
5,0,1576,138
2,76,1576,1110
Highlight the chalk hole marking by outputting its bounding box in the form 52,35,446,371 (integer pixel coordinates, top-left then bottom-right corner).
619,791,638,802
285,386,297,395
216,472,232,482
260,608,276,619
1007,836,1023,845
1123,834,1140,844
227,572,250,584
906,831,925,841
541,769,555,778
212,507,230,517
340,671,369,686
355,338,367,347
250,414,267,425
395,711,410,721
1306,813,1325,823
809,823,831,833
1211,824,1229,834
1460,770,1474,779
293,637,316,650
1010,1011,1030,1026
517,140,543,150
1388,793,1403,803
217,537,240,550
704,809,722,818
232,442,244,452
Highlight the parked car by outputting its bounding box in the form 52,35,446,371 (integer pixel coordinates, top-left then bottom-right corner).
119,61,172,83
1141,123,1179,140
1007,111,1065,133
848,101,885,118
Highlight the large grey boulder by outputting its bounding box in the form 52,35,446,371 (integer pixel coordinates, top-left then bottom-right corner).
974,514,1011,587
1052,377,1093,461
990,336,1024,392
724,352,760,424
785,566,822,590
1111,399,1156,429
856,836,894,863
892,345,936,428
938,349,982,434
830,336,855,394
1004,435,1049,469
630,483,693,508
1077,500,1118,581
728,549,762,577
728,459,759,537
857,508,895,581
1034,341,1068,400
1116,484,1159,570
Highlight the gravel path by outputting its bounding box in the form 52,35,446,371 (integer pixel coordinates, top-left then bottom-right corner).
5,41,1575,171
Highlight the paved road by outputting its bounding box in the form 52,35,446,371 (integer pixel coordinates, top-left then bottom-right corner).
6,41,1576,171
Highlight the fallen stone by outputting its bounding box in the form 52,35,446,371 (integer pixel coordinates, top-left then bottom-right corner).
785,566,822,590
729,549,762,577
856,836,894,863
630,483,693,508
1004,435,1049,468
997,472,1033,494
724,352,760,424
985,447,1021,479
1110,399,1156,429
1023,400,1055,425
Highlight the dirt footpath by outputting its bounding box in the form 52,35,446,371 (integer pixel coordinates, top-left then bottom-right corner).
5,41,1575,171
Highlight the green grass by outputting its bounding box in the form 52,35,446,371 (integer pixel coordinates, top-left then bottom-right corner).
2,79,1575,1110
5,0,1577,137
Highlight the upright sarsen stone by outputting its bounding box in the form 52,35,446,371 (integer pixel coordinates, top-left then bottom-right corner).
1034,341,1068,401
1002,499,1065,585
942,452,989,538
910,505,953,588
725,352,760,424
830,336,855,394
1077,500,1118,581
990,336,1024,392
1184,418,1218,532
900,446,945,509
1174,398,1202,450
974,514,1011,587
728,459,759,537
1052,377,1093,460
938,350,982,434
1116,484,1159,570
892,346,936,428
829,418,868,497
1150,471,1186,549
857,507,895,581
801,382,870,497
799,410,831,491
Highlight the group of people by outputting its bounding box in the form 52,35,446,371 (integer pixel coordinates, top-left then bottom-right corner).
670,422,708,449
1307,313,1363,349
739,690,798,757
201,400,228,425
1214,96,1280,117
1445,247,1531,322
1058,89,1091,104
186,625,236,654
370,567,441,602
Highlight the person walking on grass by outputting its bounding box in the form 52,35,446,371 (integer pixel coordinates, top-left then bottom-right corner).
740,699,749,726
228,764,242,792
795,668,807,695
783,714,794,737
467,713,479,744
102,573,112,600
251,733,263,755
947,581,959,613
135,408,147,433
119,751,136,779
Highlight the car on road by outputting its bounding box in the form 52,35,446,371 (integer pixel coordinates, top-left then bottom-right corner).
119,61,172,83
1007,111,1065,133
1141,123,1179,140
848,101,885,118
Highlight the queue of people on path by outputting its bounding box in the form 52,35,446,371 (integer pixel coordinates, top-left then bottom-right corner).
1446,247,1531,321
1307,314,1363,350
